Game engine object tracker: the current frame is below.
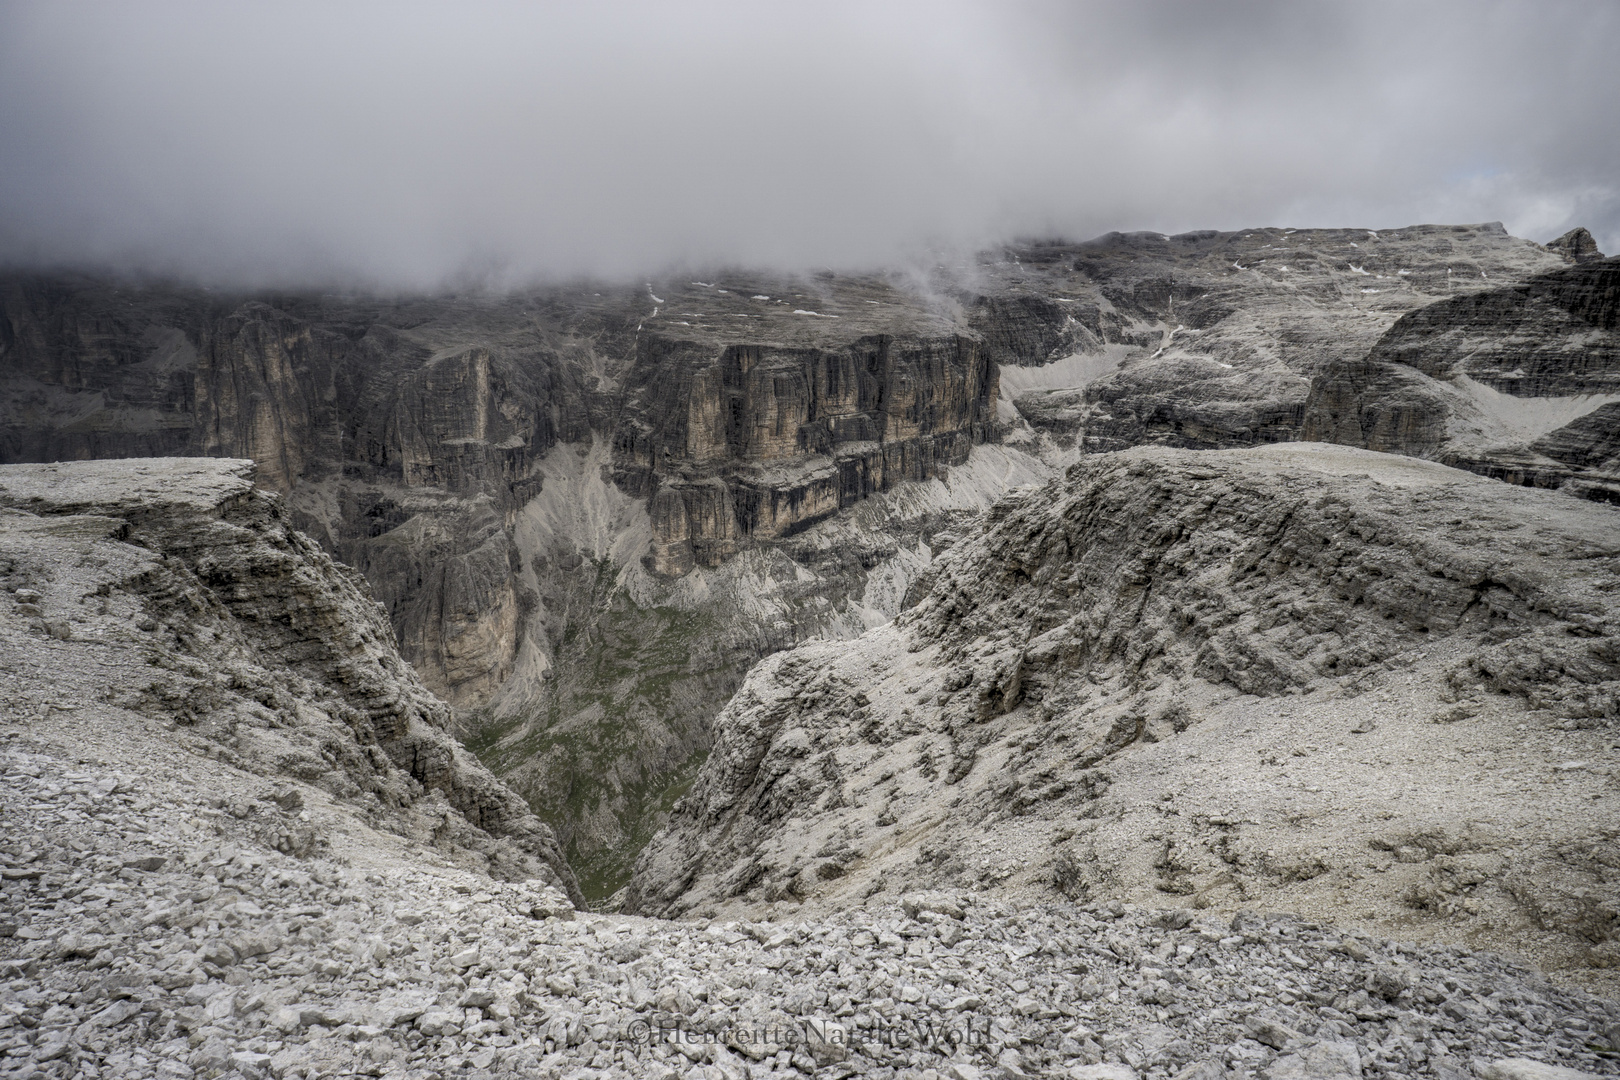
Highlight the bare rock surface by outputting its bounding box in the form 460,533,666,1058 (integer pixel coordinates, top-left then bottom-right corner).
1302,257,1620,501
0,273,1009,891
3,725,1619,1080
0,446,1617,1080
1547,229,1608,266
627,445,1620,996
0,457,579,903
1,223,1609,897
983,223,1567,458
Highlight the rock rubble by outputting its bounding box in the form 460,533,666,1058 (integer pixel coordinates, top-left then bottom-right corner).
4,745,1618,1080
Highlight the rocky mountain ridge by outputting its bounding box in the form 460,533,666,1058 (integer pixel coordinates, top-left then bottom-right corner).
627,445,1620,995
0,457,579,903
1302,256,1620,501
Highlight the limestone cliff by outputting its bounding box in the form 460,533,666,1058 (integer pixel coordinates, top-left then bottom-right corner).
1548,226,1607,264
627,445,1620,981
0,273,1005,893
0,457,581,904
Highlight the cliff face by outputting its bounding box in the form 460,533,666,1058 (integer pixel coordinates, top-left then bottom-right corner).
0,457,580,903
0,272,1004,893
1302,257,1620,500
0,276,996,692
627,446,1620,979
616,333,994,575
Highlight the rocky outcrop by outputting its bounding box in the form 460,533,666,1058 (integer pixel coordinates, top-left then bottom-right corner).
618,334,996,576
0,457,581,903
627,445,1620,981
1303,257,1620,500
1533,401,1620,473
1548,227,1607,264
0,275,998,687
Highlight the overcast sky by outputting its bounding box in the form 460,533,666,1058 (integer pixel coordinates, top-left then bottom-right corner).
1,0,1615,289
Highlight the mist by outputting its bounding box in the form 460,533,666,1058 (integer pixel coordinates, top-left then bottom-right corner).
1,0,1616,290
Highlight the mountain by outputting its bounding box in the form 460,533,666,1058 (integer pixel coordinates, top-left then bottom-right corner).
1303,254,1620,501
0,221,1611,896
4,455,1617,1080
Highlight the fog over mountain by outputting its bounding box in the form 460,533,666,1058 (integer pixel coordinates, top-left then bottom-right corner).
1,0,1616,288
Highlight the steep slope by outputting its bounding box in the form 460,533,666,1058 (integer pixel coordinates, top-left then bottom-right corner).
627,445,1620,988
469,439,1052,896
0,457,580,903
1303,256,1620,502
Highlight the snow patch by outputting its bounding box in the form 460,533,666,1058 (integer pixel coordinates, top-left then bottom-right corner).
1444,375,1620,450
998,345,1134,398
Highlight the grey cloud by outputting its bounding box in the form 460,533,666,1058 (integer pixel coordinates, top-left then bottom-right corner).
0,0,1615,289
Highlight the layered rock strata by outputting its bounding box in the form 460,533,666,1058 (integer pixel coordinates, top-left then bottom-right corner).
1303,257,1620,501
976,223,1568,457
628,445,1620,989
0,457,580,903
0,276,1000,888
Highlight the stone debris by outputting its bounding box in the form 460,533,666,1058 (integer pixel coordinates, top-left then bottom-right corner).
3,747,1619,1080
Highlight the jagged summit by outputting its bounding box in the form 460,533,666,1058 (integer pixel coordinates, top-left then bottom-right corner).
1547,226,1607,264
